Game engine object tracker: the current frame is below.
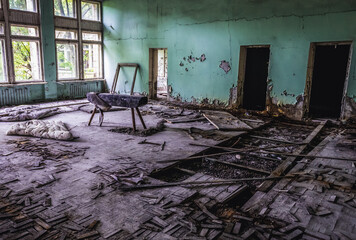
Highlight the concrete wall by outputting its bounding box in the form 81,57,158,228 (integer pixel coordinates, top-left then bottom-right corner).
103,0,356,119
0,0,104,106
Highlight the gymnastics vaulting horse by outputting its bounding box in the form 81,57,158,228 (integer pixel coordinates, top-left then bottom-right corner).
86,63,147,131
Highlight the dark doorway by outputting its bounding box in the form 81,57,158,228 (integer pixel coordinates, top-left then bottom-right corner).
242,47,270,111
309,44,350,118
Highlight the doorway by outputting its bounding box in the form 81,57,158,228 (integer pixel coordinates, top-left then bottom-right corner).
305,43,351,118
237,46,270,111
149,48,168,99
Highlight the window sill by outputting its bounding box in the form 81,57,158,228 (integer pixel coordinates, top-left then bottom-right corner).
56,79,106,84
0,82,46,87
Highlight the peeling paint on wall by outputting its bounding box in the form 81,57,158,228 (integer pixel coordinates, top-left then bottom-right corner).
343,96,356,120
219,60,231,74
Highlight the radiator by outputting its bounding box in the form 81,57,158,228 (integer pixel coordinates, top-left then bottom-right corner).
0,87,29,106
69,83,101,98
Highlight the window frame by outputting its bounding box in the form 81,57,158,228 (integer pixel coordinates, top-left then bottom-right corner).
0,0,44,84
54,0,103,82
0,23,8,83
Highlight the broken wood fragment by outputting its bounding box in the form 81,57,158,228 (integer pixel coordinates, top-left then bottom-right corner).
203,113,220,130
119,175,297,191
194,200,218,220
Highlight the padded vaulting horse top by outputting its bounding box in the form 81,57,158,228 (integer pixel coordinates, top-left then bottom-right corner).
87,93,148,109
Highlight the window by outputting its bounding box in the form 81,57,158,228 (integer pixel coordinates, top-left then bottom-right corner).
54,0,75,18
82,32,102,79
81,1,100,21
9,0,37,12
54,0,103,81
11,25,41,81
55,30,78,79
0,24,6,83
0,1,42,84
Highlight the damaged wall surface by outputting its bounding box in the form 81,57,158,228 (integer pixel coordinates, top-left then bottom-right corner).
103,0,356,119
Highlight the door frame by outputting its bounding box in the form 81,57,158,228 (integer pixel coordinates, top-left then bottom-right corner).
236,45,271,109
149,48,168,100
303,41,353,119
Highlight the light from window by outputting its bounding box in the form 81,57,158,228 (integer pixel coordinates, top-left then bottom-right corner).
83,44,101,79
11,25,39,37
57,43,78,79
0,40,6,82
0,23,4,35
55,30,77,40
9,0,36,12
81,1,100,21
12,41,41,81
82,32,101,41
54,0,75,18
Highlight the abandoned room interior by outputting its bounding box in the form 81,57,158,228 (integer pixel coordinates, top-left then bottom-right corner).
0,0,356,239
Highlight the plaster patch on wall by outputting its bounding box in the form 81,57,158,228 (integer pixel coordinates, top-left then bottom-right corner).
281,90,296,97
200,54,206,62
219,60,231,73
229,86,238,106
180,52,207,72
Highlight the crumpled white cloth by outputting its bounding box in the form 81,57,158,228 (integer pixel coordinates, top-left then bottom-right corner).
6,120,73,141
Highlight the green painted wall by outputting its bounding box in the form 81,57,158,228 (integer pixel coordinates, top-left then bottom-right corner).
103,0,356,119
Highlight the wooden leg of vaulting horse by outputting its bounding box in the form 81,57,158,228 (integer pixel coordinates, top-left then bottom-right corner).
136,107,147,129
131,108,136,131
88,107,97,126
99,109,104,127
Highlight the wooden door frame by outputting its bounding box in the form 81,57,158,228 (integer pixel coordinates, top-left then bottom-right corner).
302,41,353,119
236,45,271,108
149,48,168,100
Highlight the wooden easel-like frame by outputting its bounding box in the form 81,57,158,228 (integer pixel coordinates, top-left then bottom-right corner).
88,63,147,131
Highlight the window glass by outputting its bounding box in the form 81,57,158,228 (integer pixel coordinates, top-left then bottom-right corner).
57,43,78,79
9,0,36,12
11,25,38,37
0,40,6,82
81,1,100,21
0,24,4,35
55,30,77,40
12,40,41,81
82,32,101,41
83,43,102,79
54,0,75,18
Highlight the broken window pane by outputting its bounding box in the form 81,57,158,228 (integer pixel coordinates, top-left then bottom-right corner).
0,40,6,82
55,29,77,40
11,25,39,37
81,1,100,21
83,43,102,79
12,40,41,81
82,32,101,41
9,0,36,12
54,0,75,18
57,43,78,79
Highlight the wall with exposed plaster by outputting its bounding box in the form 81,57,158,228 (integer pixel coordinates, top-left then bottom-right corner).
103,0,356,120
